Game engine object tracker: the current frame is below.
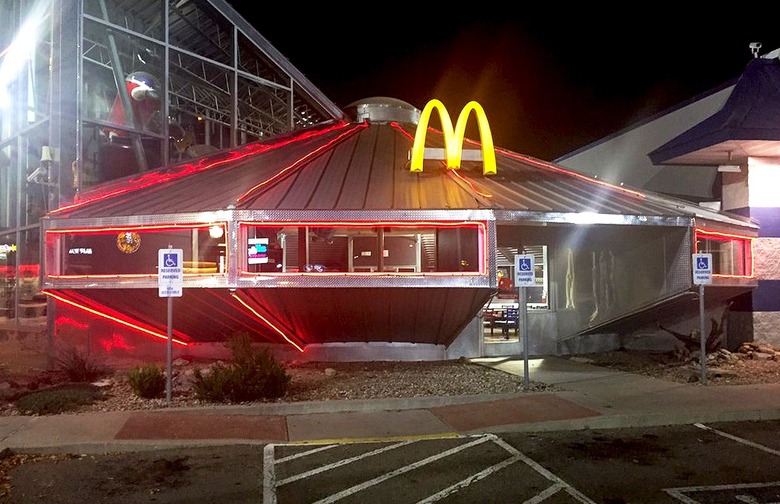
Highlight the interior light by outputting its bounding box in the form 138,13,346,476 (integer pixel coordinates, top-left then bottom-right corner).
209,225,224,239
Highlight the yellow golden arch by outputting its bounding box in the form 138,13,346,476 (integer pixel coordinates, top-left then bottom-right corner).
410,99,496,175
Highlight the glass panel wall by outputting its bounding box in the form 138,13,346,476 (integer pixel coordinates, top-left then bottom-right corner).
0,1,52,325
242,223,486,274
0,0,338,325
49,224,227,277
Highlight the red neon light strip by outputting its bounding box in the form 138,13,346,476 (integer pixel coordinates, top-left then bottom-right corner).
43,290,189,346
51,122,351,215
694,228,756,241
230,292,304,352
694,228,755,279
449,169,493,198
239,270,484,277
46,222,225,235
236,122,368,204
240,219,486,228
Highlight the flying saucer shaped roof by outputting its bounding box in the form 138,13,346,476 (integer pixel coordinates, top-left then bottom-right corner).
49,110,753,228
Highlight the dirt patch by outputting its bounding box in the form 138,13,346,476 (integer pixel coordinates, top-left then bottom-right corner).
565,342,780,385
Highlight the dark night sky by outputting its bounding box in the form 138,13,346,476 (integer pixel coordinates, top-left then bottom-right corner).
227,5,780,161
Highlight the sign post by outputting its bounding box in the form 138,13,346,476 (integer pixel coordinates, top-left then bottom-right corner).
158,247,183,405
515,254,535,390
692,253,713,385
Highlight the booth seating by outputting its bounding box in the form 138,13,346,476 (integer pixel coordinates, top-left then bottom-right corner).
483,307,519,339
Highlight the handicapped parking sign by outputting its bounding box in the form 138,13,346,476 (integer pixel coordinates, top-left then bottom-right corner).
692,253,712,285
514,254,535,287
158,248,184,297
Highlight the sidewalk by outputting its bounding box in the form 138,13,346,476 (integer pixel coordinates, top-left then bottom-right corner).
2,356,780,454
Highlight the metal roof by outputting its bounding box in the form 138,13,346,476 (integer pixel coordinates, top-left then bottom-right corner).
649,56,780,166
48,107,757,230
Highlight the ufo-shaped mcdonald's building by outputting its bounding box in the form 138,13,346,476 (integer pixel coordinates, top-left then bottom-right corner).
2,0,759,365
41,95,758,362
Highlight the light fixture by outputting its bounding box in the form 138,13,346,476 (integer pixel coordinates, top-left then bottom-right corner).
209,225,224,239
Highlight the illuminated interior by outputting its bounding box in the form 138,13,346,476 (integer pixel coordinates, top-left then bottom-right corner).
240,221,487,274
47,223,227,277
694,228,754,278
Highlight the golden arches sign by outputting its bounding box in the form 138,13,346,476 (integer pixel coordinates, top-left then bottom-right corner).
410,99,496,175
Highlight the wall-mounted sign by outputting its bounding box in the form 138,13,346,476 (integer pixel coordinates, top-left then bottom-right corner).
116,232,141,253
410,99,496,175
248,237,269,264
68,248,93,255
0,244,17,254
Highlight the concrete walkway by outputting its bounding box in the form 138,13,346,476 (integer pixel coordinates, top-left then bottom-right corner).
2,356,779,454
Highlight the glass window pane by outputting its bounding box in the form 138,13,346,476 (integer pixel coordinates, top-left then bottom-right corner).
54,225,224,276
244,223,485,274
695,230,753,277
0,232,16,321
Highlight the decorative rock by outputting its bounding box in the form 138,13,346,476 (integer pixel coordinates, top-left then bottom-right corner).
324,368,337,377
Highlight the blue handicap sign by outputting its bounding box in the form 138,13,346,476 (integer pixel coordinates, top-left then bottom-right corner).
519,258,532,271
163,253,178,268
697,256,709,270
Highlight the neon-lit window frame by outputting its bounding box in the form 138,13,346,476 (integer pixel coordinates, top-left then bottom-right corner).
694,228,754,279
46,222,228,279
238,220,488,276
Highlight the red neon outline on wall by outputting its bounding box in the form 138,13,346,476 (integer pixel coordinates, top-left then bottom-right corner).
238,220,489,275
694,227,755,279
47,222,229,279
43,290,189,346
230,292,305,352
51,122,351,215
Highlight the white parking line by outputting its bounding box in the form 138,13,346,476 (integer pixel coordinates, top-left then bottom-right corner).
665,481,780,503
263,444,277,504
416,454,521,503
695,423,780,456
276,443,338,464
263,434,597,504
312,434,495,504
277,439,416,486
492,437,597,504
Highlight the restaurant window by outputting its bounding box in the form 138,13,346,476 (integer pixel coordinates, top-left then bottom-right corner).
47,223,227,277
241,222,486,274
493,245,548,310
694,229,753,278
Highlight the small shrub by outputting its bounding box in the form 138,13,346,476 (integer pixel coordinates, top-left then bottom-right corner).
193,332,290,403
55,346,111,382
16,384,104,415
128,364,166,399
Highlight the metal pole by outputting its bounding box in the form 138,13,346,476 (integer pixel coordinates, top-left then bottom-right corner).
166,244,173,405
699,284,707,385
166,295,172,405
521,286,530,390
